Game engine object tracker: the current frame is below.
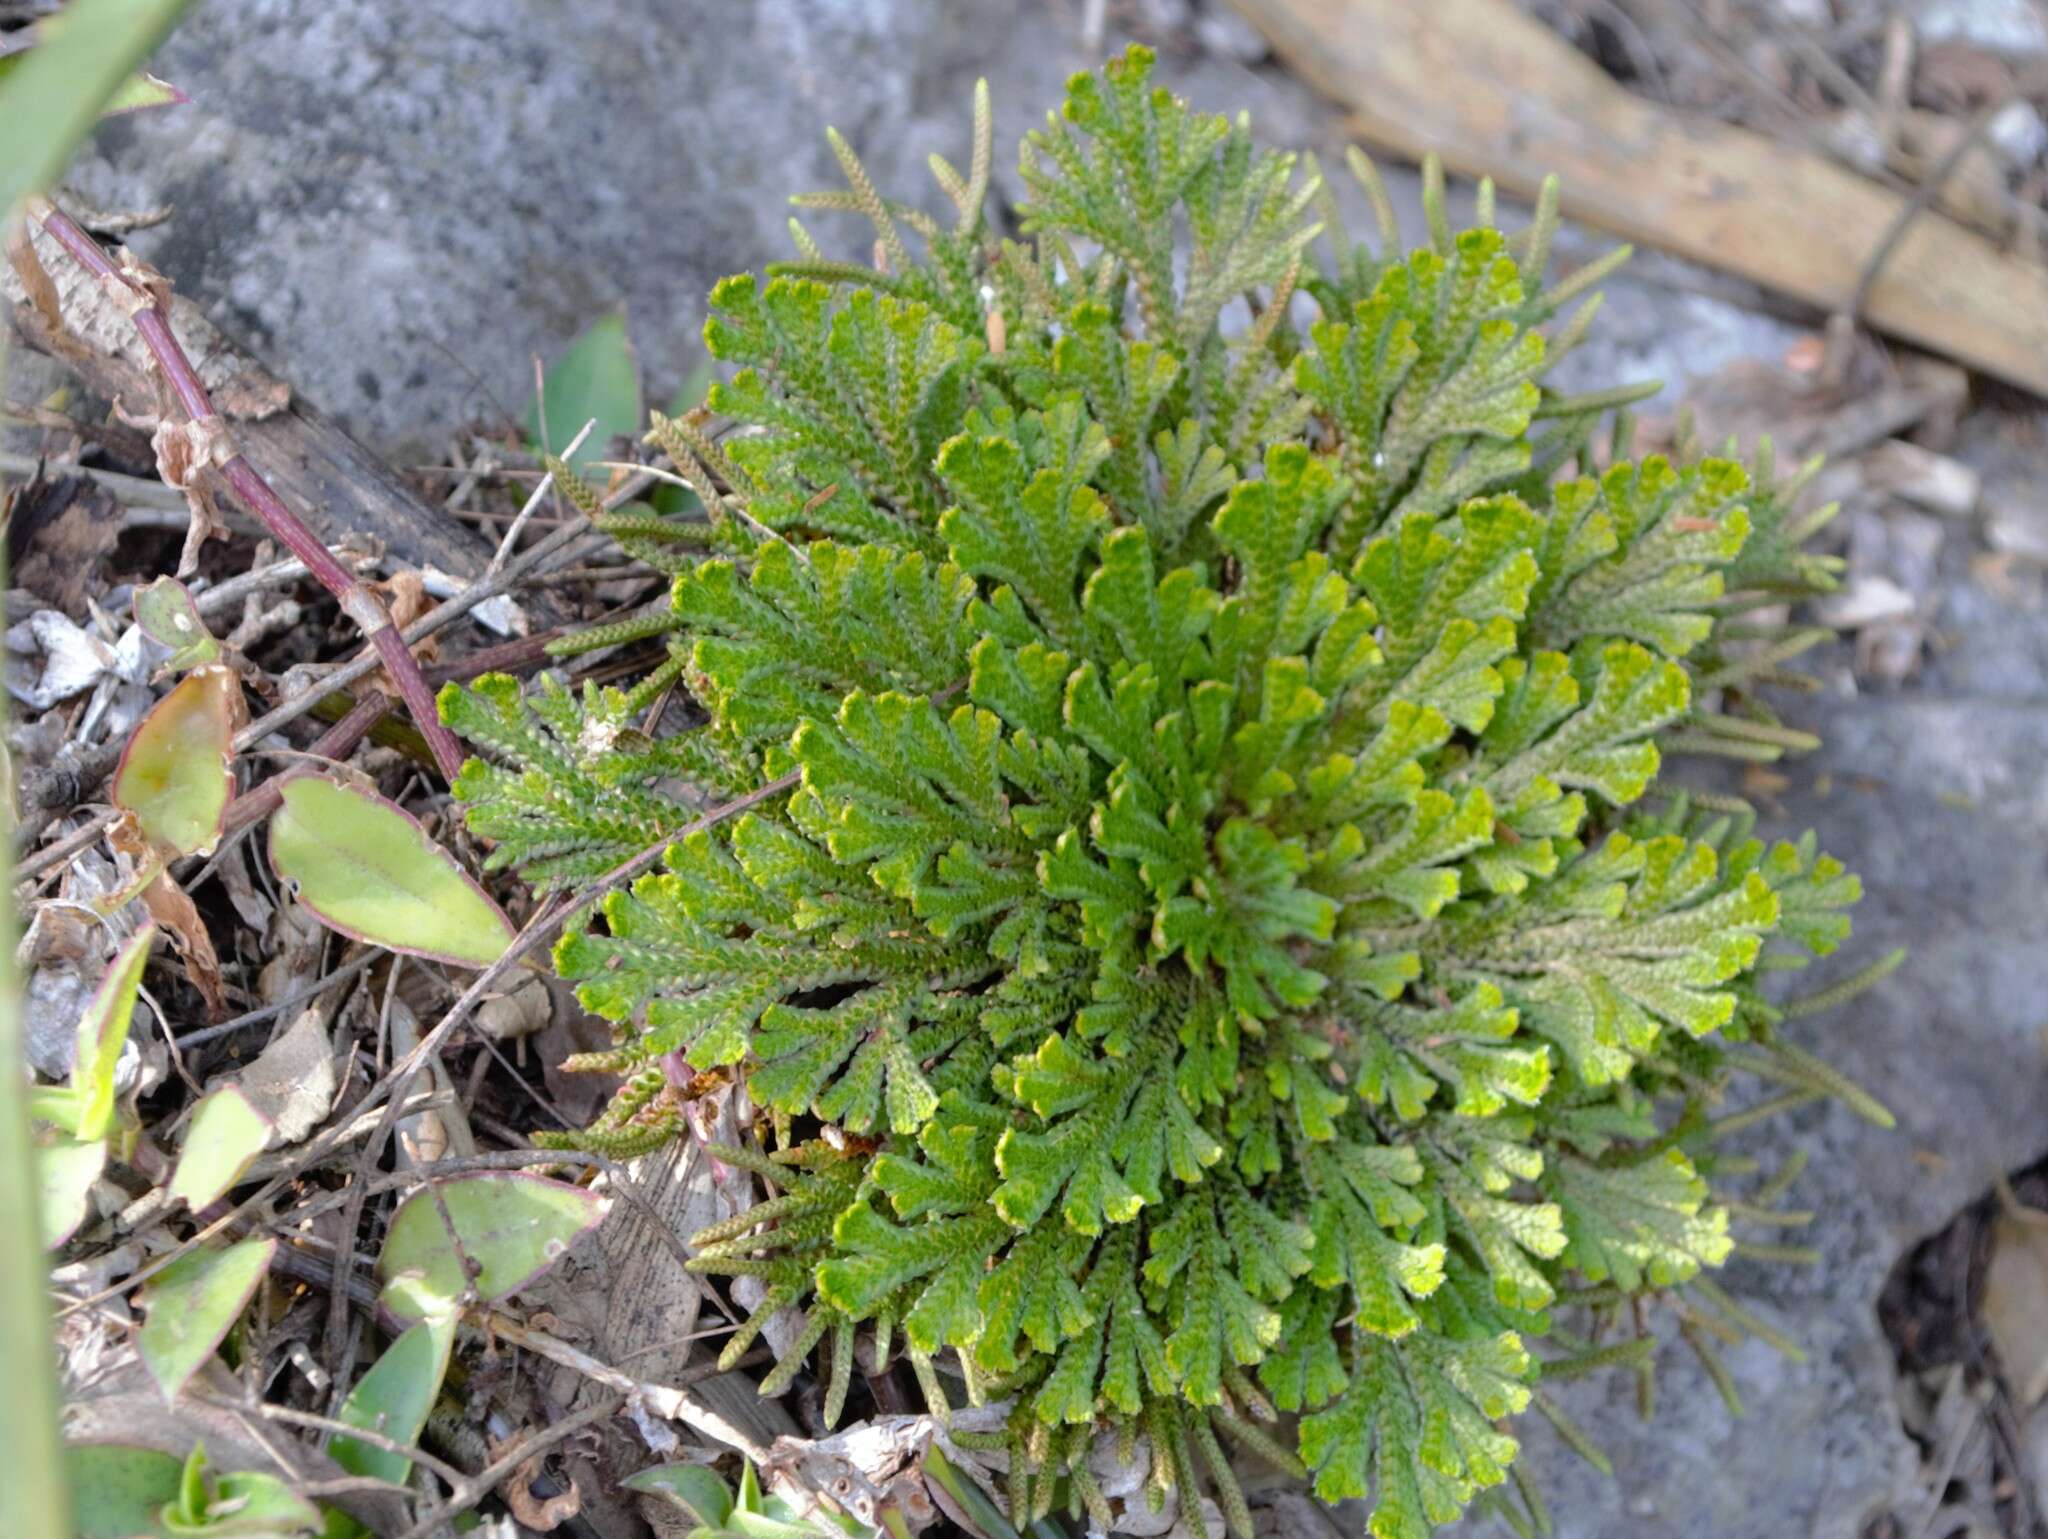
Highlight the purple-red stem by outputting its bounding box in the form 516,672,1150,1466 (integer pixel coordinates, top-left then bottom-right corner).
222,691,391,835
34,206,468,782
219,636,563,834
421,628,562,686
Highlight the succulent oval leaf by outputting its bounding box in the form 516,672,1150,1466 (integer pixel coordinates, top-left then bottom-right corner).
67,1444,184,1539
113,665,238,858
167,1085,271,1212
35,1132,107,1248
132,576,221,671
530,311,641,472
623,1463,736,1528
267,774,514,967
376,1172,606,1321
136,1238,276,1402
330,1314,456,1485
31,924,155,1142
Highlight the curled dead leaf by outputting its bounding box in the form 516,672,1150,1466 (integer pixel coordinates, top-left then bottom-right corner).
114,246,174,311
365,569,435,694
213,367,290,421
374,568,430,630
105,813,225,1018
1983,1202,2048,1410
151,414,238,576
494,1439,585,1533
763,1418,941,1535
140,868,225,1018
477,977,552,1042
7,608,115,710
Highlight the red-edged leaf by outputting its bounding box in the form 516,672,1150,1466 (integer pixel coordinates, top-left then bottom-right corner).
377,1173,606,1320
136,1238,275,1402
113,665,238,858
266,774,514,968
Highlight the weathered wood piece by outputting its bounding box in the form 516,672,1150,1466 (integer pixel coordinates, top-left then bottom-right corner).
1229,0,2048,397
4,220,541,598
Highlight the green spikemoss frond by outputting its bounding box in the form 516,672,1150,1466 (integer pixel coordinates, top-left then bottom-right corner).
444,44,1881,1539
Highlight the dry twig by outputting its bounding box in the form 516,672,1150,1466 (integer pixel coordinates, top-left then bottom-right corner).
1846,64,2048,324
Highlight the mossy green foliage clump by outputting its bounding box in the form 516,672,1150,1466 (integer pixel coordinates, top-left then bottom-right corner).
444,47,1883,1539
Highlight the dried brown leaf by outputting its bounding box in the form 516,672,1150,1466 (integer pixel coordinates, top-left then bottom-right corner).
108,812,226,1017
6,223,65,336
1983,1206,2048,1409
138,871,226,1018
7,474,120,616
213,368,290,421
114,246,174,311
231,1006,339,1147
496,1441,585,1533
151,414,238,577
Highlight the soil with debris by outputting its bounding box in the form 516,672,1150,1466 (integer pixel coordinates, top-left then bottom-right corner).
10,1,2048,1538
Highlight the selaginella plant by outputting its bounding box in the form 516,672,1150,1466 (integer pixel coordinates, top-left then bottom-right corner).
443,47,1891,1539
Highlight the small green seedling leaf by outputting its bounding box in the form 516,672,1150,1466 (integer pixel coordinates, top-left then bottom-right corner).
137,1237,275,1402
166,1470,320,1538
177,1445,207,1526
529,311,642,472
167,1086,271,1211
68,1444,183,1539
161,1445,321,1539
134,577,222,671
623,1463,735,1528
99,69,189,116
922,1445,1022,1539
30,925,154,1141
730,1510,827,1539
720,1465,831,1539
738,1460,767,1516
36,1132,106,1248
376,1173,605,1321
331,1314,455,1487
267,774,514,968
114,666,238,857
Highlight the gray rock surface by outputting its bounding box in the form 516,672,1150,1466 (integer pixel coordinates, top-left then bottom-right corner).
1514,673,2048,1538
66,0,1035,452
60,0,1789,456
39,2,2048,1535
1483,406,2048,1536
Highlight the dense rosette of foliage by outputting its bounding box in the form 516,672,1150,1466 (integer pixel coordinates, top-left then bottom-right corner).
444,48,1880,1539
